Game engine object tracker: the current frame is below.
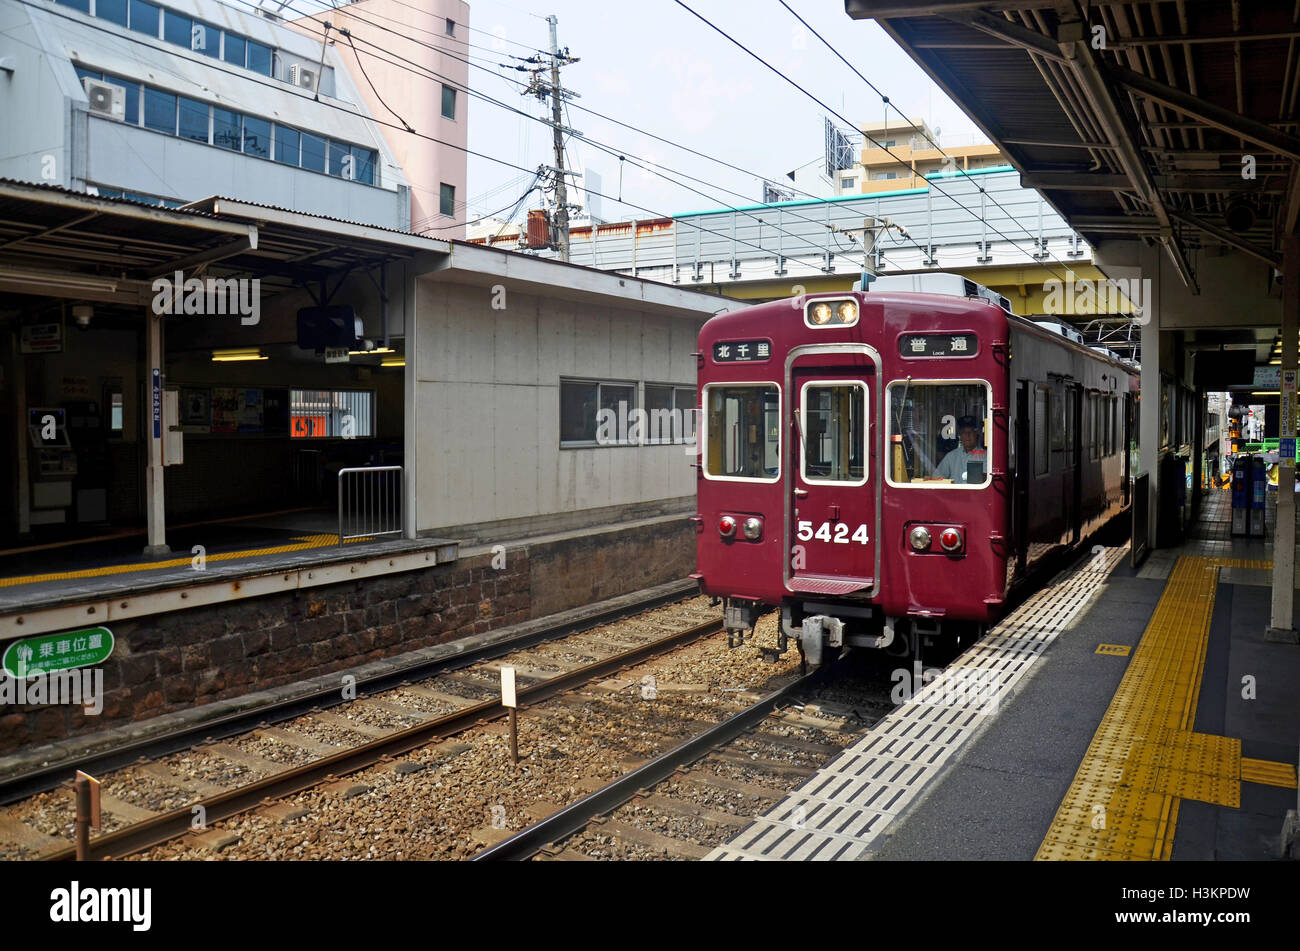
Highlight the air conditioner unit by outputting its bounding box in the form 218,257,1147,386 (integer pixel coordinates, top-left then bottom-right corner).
82,78,125,121
288,64,316,89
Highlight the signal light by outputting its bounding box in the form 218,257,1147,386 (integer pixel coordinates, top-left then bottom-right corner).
909,526,931,551
719,516,737,538
939,527,963,551
742,517,762,540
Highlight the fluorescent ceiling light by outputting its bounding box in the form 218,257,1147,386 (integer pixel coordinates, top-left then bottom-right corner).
380,356,405,367
0,266,119,294
348,347,395,355
212,348,266,362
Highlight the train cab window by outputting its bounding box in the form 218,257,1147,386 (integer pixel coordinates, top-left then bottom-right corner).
800,382,866,484
886,381,991,488
703,384,779,482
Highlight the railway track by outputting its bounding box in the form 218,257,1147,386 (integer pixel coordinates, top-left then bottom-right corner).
0,591,726,860
474,653,897,861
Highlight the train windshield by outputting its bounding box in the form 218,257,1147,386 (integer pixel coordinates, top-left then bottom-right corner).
703,384,780,481
887,381,992,488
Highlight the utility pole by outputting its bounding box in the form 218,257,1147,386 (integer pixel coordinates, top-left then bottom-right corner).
522,18,580,261
547,16,569,262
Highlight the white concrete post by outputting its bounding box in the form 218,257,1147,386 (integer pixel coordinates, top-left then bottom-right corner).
1268,235,1299,642
402,262,418,540
1139,264,1161,547
143,307,168,557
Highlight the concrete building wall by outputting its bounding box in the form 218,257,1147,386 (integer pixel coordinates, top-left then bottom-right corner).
412,279,703,536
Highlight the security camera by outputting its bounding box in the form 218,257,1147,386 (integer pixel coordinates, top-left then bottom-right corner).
72,303,93,330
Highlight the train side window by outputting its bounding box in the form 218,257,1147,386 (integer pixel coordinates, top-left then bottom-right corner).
1034,385,1050,476
702,383,780,482
886,380,991,488
800,381,866,485
1065,386,1077,467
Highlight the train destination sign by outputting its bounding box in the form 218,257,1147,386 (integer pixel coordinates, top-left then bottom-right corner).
899,333,978,358
2,626,114,678
712,340,771,362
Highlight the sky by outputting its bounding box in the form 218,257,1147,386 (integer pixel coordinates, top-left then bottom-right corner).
456,0,983,226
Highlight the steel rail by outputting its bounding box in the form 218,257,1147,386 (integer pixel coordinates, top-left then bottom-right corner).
472,663,830,862
44,615,722,861
2,580,699,806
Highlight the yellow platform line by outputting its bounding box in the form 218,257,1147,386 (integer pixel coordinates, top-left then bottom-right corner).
0,534,345,588
1036,555,1271,861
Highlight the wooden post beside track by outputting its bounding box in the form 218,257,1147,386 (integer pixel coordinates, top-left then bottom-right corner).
74,770,100,861
501,666,519,765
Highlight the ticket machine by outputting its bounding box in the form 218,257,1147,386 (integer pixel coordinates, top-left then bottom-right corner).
27,407,77,525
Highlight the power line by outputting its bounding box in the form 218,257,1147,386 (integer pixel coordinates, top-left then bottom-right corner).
672,0,1079,284
17,0,871,276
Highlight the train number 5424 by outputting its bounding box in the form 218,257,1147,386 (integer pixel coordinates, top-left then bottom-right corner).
796,521,870,544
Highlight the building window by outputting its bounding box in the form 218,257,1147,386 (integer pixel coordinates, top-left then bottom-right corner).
560,379,637,447
439,183,455,216
872,171,898,180
350,145,376,186
191,19,219,57
328,139,350,178
300,132,327,173
97,0,127,27
445,17,455,35
56,0,91,13
644,384,696,444
162,9,189,46
223,32,246,67
128,0,157,35
274,124,300,165
441,84,456,120
109,392,124,434
290,390,373,439
246,40,273,76
143,87,176,134
212,108,241,150
840,176,856,189
177,96,208,142
243,115,270,158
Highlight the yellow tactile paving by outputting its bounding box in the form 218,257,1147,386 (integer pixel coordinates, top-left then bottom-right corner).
0,534,346,588
1036,556,1270,860
1241,757,1299,789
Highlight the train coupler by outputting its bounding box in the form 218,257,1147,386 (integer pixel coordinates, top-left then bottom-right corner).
723,600,761,649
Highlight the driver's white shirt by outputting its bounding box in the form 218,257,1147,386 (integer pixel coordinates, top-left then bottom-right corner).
934,446,985,482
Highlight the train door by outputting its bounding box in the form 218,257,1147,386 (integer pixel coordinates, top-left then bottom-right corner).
788,355,875,595
1123,391,1133,505
1013,381,1030,576
1067,382,1082,543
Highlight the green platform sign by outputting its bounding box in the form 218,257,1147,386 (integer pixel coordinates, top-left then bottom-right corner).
2,627,114,678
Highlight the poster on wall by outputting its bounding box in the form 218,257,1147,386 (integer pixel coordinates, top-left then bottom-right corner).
210,387,264,434
181,387,211,433
21,322,62,354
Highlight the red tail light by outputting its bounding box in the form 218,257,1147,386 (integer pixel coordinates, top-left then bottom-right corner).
719,516,737,537
939,527,963,551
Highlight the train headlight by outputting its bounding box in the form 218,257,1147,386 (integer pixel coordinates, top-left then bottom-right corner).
939,527,963,552
809,302,832,325
742,517,762,540
833,300,859,325
909,526,931,551
719,516,737,538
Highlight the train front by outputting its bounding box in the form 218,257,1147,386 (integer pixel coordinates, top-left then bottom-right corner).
693,287,1010,664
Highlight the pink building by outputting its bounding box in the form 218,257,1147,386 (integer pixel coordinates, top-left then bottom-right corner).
294,0,470,238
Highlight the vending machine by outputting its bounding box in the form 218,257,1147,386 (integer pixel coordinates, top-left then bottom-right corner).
27,407,77,525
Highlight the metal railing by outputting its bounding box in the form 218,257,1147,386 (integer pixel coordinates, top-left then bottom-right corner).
338,466,403,545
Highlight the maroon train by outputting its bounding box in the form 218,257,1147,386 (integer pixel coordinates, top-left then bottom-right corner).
692,275,1138,664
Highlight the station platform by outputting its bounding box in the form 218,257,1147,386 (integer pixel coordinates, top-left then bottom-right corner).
0,508,458,617
710,489,1300,861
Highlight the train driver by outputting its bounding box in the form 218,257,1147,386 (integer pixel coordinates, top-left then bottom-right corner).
933,415,986,483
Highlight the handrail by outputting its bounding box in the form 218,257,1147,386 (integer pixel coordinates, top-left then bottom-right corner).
337,465,403,545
